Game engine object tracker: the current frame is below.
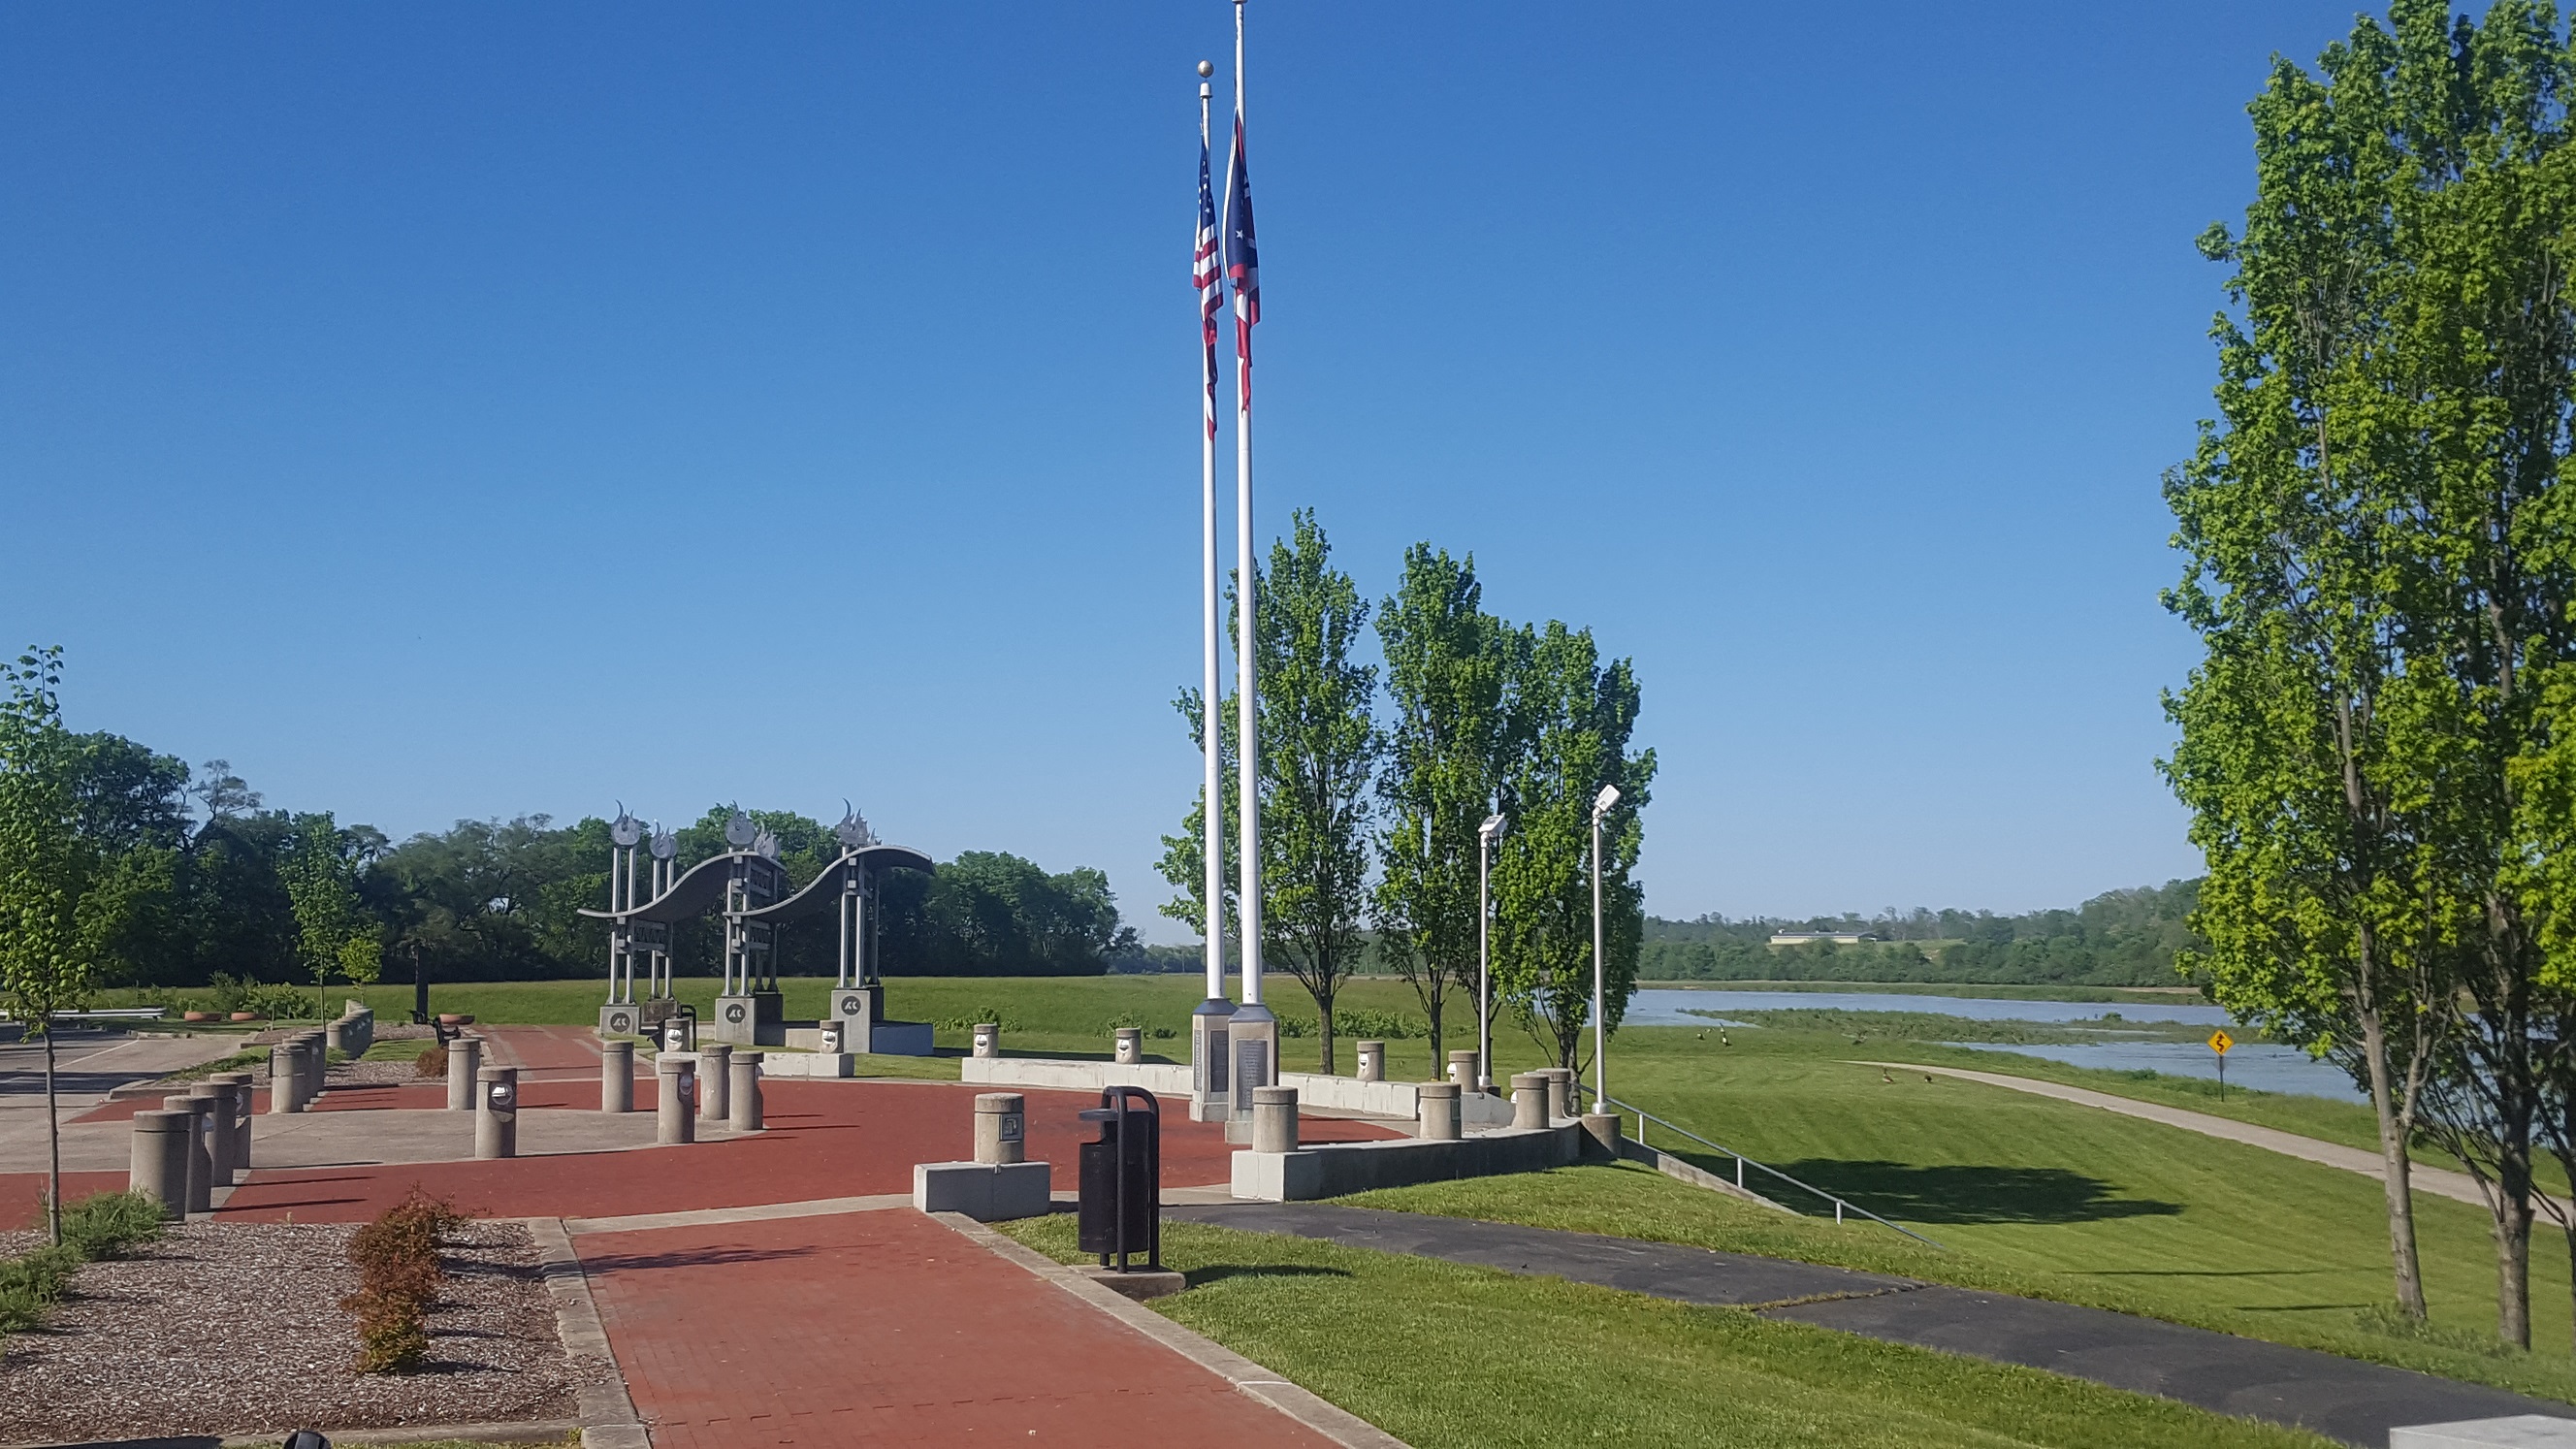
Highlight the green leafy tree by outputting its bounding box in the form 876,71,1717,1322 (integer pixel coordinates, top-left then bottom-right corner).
1374,544,1515,1066
282,812,370,1015
0,647,99,1244
1252,511,1380,1073
1154,679,1240,957
1492,623,1654,1078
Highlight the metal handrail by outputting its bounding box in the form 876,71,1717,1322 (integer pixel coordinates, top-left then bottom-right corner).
1579,1084,1945,1249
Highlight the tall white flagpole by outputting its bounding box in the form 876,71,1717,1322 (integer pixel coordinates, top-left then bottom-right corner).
1191,61,1236,1123
1232,0,1261,1015
1199,77,1226,1012
1225,0,1276,1118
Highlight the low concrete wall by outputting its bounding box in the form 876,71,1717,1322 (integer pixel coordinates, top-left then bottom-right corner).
963,1056,1194,1096
1232,1122,1584,1201
1617,1139,1795,1213
757,1051,854,1079
959,1056,1512,1126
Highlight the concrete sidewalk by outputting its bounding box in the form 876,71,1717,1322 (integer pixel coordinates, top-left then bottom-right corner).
1175,1201,2570,1448
1858,1061,2519,1211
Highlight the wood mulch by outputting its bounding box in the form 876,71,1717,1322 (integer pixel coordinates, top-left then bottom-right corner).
0,1217,582,1441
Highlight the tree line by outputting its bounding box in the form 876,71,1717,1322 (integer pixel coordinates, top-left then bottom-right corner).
0,648,1144,1013
1640,881,2204,986
1155,512,1656,1077
2167,3,2576,1349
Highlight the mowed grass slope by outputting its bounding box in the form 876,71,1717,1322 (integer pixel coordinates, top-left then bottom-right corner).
242,974,2576,1397
1000,1215,2331,1449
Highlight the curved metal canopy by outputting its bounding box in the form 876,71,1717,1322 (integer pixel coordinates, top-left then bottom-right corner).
744,844,935,924
577,844,934,926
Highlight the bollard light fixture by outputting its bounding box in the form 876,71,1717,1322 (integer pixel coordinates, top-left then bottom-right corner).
1591,785,1621,1110
1477,812,1506,1094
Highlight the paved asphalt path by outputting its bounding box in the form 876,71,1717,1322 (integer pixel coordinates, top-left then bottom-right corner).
1173,1201,2569,1448
1858,1061,2525,1211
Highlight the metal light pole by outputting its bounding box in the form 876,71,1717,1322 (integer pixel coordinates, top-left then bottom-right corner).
1477,812,1504,1094
1591,784,1621,1109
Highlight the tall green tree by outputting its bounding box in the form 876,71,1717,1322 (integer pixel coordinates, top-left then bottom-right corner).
0,647,99,1244
1492,623,1654,1078
2167,6,2455,1323
1154,678,1240,959
281,812,375,1014
2391,1,2576,1352
1253,511,1380,1073
2174,1,2576,1342
1373,545,1515,1067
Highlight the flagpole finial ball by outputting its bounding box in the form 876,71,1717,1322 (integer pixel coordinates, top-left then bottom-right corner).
1198,60,1213,78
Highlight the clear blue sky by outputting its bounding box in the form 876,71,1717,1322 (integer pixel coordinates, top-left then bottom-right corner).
0,2,2367,938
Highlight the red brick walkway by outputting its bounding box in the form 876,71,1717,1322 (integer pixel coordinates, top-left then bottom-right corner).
580,1208,1337,1448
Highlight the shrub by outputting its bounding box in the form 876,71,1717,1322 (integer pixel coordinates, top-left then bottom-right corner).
59,1191,166,1261
416,1045,448,1079
0,1243,80,1335
1334,1007,1430,1041
0,1192,163,1335
207,973,253,1015
246,983,315,1020
341,1191,464,1373
934,1007,1022,1032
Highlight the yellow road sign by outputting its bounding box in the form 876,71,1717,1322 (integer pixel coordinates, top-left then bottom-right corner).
2208,1029,2235,1056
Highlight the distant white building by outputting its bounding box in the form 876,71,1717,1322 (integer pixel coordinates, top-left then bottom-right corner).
1768,930,1878,947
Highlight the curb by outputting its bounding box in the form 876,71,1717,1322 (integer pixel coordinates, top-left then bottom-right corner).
217,1421,579,1447
526,1217,650,1449
931,1210,1410,1449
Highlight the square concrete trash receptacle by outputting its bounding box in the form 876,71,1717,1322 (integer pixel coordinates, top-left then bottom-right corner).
914,1160,1052,1221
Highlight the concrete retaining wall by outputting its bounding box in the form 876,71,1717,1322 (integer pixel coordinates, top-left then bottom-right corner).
1231,1122,1584,1201
959,1056,1512,1126
962,1057,1195,1096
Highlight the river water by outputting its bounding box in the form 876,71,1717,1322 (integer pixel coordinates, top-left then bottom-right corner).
1622,987,2365,1102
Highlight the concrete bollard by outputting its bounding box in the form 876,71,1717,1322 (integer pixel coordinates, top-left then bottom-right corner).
161,1094,214,1214
299,1031,329,1107
209,1072,255,1178
657,1054,696,1144
973,1092,1025,1164
187,1082,237,1186
729,1052,764,1133
1448,1049,1481,1091
1545,1068,1572,1123
1511,1073,1549,1131
1355,1040,1385,1083
1417,1080,1463,1142
972,1023,1001,1059
268,1043,300,1115
699,1043,732,1122
1252,1085,1300,1154
128,1110,192,1220
324,1017,350,1058
446,1035,481,1111
1114,1027,1143,1065
599,1039,633,1113
1580,1111,1621,1159
475,1066,519,1159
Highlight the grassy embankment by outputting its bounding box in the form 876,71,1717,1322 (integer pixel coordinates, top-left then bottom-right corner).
997,1213,2329,1449
151,974,2576,1401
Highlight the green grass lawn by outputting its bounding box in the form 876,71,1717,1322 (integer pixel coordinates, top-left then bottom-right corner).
145,973,2575,1395
997,1214,2329,1449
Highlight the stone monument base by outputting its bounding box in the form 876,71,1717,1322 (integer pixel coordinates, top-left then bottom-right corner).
706,992,783,1045
597,998,678,1040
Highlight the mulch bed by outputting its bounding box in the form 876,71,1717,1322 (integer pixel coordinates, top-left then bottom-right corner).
0,1218,582,1440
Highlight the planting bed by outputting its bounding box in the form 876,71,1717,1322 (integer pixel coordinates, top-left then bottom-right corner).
0,1218,579,1441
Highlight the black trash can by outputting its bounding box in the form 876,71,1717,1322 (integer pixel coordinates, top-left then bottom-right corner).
1077,1085,1161,1270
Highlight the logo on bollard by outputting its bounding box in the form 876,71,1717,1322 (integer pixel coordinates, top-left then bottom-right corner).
1000,1112,1023,1143
608,1011,633,1034
839,995,861,1016
724,1004,747,1024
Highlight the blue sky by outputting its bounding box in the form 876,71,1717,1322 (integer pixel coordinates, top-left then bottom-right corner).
0,2,2370,938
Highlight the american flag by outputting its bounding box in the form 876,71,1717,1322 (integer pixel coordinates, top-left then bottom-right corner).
1223,111,1259,409
1196,133,1221,440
